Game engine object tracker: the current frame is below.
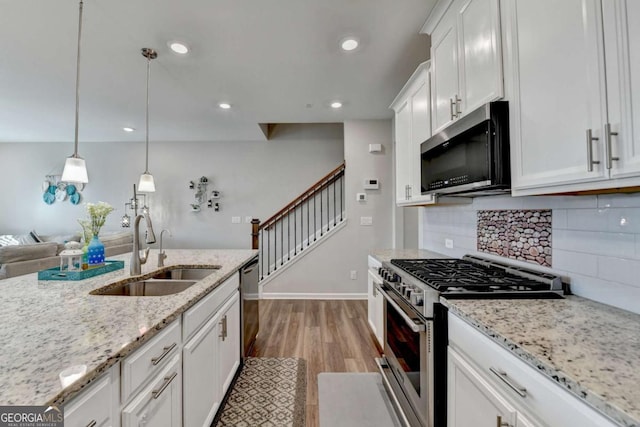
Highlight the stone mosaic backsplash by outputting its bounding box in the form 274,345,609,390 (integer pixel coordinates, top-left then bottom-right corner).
477,210,552,267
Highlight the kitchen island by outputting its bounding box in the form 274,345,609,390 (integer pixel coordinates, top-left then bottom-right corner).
0,248,257,407
443,296,640,427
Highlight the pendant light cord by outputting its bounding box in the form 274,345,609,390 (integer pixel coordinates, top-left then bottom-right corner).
145,53,150,173
73,0,84,158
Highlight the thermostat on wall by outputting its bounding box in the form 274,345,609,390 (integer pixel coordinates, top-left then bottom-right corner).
368,143,382,153
364,179,379,190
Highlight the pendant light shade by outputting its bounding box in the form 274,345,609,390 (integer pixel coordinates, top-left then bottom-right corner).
138,172,155,192
61,0,89,184
138,47,157,193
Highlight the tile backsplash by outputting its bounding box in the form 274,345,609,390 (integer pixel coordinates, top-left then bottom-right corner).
477,209,552,267
419,194,640,314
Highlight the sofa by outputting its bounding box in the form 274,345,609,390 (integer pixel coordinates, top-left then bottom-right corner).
0,231,133,279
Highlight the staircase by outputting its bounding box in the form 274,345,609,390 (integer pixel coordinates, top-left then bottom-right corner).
252,162,346,282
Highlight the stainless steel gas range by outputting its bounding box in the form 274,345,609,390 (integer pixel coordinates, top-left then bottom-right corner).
375,255,567,427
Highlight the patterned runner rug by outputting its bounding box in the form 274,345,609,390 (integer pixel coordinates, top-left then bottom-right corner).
213,357,307,427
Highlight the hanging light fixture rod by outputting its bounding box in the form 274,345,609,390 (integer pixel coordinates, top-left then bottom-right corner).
138,47,157,192
61,0,89,183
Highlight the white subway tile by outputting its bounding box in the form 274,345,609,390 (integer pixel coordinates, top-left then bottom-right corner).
558,271,640,315
597,193,640,208
566,209,609,231
553,229,636,258
552,209,568,229
597,256,640,287
605,208,640,233
524,195,597,209
553,249,599,277
472,195,523,210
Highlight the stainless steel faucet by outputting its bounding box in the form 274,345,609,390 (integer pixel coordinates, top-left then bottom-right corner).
131,212,157,275
157,229,171,267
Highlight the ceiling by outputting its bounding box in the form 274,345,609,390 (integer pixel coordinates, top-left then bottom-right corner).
0,0,433,143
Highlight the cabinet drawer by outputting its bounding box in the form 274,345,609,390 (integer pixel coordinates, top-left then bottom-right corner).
122,353,182,427
122,319,181,403
64,369,116,427
448,313,615,427
183,273,239,342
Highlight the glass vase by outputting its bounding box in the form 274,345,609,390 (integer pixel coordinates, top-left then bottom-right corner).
87,235,105,267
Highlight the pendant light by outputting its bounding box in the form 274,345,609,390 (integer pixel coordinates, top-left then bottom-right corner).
61,0,89,183
138,47,157,193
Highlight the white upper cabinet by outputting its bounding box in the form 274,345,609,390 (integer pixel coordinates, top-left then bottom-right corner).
603,0,640,179
505,0,640,195
391,61,432,205
425,0,503,135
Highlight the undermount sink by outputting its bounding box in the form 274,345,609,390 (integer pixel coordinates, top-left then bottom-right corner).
92,279,198,296
150,267,220,280
90,266,220,297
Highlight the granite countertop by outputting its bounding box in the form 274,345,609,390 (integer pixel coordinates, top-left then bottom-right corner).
369,248,449,263
442,296,640,427
0,248,257,407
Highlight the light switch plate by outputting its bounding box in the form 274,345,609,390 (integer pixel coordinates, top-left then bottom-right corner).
356,193,367,202
360,216,373,226
232,216,241,224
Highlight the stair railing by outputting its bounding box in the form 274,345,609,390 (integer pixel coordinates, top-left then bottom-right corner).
251,162,346,280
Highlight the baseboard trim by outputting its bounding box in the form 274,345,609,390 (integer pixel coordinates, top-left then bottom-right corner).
260,292,367,300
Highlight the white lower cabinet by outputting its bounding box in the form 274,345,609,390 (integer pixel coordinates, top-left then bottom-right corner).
448,348,517,427
64,366,120,427
183,313,222,427
183,284,240,427
217,292,241,397
122,354,182,427
366,256,383,349
448,313,616,427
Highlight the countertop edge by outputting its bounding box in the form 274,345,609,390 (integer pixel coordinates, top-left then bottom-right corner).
441,298,637,427
47,251,258,407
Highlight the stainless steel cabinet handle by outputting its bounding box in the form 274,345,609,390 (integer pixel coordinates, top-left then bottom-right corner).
586,129,600,172
408,185,412,199
496,415,510,427
151,342,177,366
450,98,456,121
86,421,97,427
455,94,462,117
605,123,619,169
490,367,527,397
151,372,178,399
219,315,228,340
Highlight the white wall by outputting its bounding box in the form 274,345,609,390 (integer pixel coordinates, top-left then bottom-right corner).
262,120,394,297
0,123,344,249
419,193,640,314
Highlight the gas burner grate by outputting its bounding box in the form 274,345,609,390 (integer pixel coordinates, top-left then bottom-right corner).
391,258,555,293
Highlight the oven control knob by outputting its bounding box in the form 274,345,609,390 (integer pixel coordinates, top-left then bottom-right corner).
412,294,424,306
404,285,414,298
389,273,400,282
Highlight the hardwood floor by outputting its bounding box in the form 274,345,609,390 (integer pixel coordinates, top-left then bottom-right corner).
249,299,383,427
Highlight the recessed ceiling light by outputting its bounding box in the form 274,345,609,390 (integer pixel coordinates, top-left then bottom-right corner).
331,101,343,109
123,127,135,132
169,41,189,54
341,38,359,51
219,103,231,109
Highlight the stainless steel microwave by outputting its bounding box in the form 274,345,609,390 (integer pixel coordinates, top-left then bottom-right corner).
421,101,510,197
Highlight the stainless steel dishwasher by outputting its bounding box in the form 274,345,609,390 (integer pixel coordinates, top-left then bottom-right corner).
240,256,259,358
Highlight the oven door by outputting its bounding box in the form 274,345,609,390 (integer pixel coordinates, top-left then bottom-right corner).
378,283,433,427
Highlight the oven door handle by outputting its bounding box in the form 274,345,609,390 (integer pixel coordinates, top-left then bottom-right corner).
377,285,426,333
